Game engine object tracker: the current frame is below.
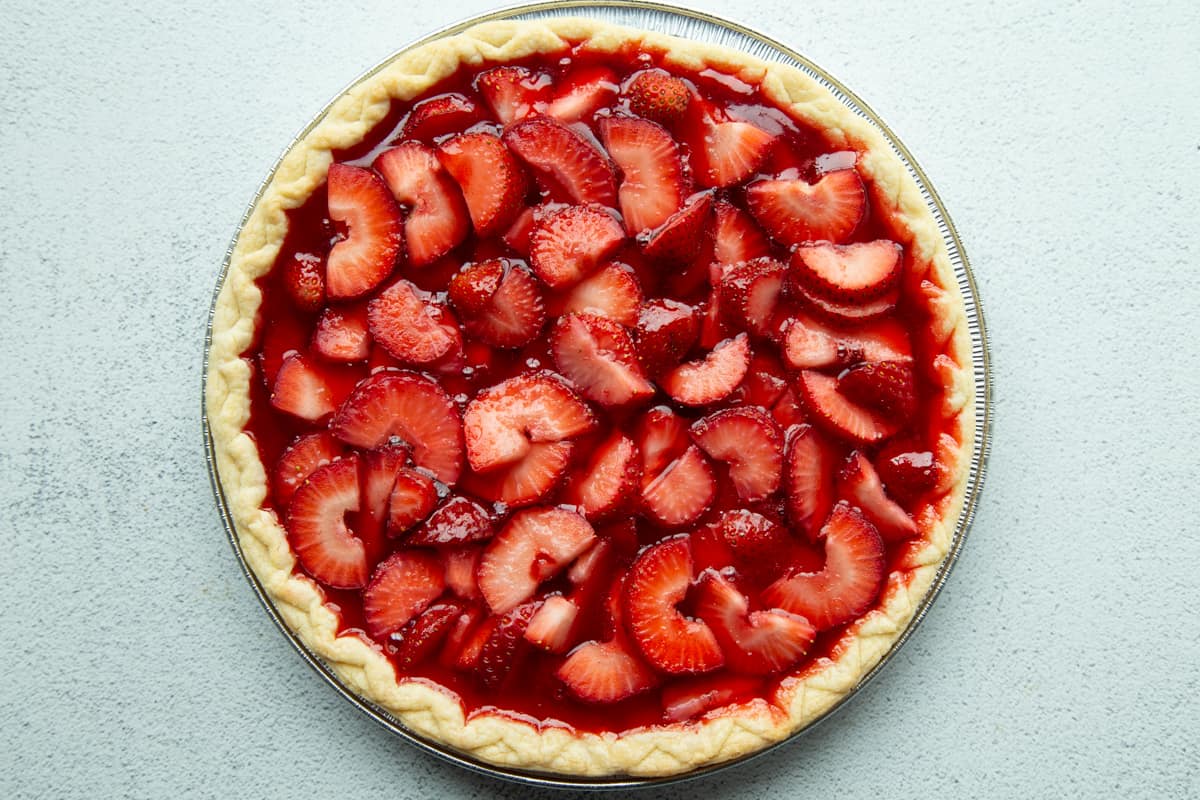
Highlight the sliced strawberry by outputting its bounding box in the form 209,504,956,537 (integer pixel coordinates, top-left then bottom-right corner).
838,451,918,541
784,424,836,540
450,612,496,672
624,537,723,674
449,259,545,349
688,107,776,188
698,294,732,350
466,440,575,509
392,601,463,669
437,132,530,237
399,93,483,143
712,200,771,265
500,205,538,256
284,252,325,312
524,595,579,653
792,280,899,326
330,371,463,483
716,510,790,585
598,116,685,234
838,360,917,421
558,638,658,703
791,240,902,303
257,311,308,388
568,538,613,586
325,163,403,299
273,432,345,508
286,456,367,588
695,570,815,675
367,279,461,365
375,142,469,267
477,601,539,689
528,205,625,289
312,303,371,362
478,507,596,614
562,431,641,520
550,314,654,408
386,468,438,536
874,439,941,503
269,353,346,422
476,65,550,124
545,65,618,122
362,549,445,638
358,444,410,559
624,69,690,125
764,503,885,629
662,674,762,722
552,263,642,327
690,407,784,502
408,496,493,547
718,258,786,337
771,388,807,429
781,315,858,370
641,446,716,527
641,191,713,264
732,349,789,409
634,298,699,376
633,405,689,476
795,370,901,445
462,372,595,472
503,117,617,207
441,545,482,600
746,169,866,246
661,333,750,407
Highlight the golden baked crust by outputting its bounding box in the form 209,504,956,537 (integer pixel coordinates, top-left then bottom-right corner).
205,17,975,778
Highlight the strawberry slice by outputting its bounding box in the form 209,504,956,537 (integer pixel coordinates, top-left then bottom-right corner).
688,106,776,188
257,310,308,387
392,601,464,669
312,303,371,362
367,279,461,365
781,314,860,370
557,638,659,703
764,503,885,629
399,93,483,143
466,440,575,508
503,117,617,207
478,507,596,614
795,370,901,445
837,360,917,421
712,200,771,265
633,406,690,476
690,407,784,502
791,240,902,303
476,65,550,124
284,252,325,312
330,371,463,483
784,424,836,540
838,451,918,541
500,205,538,256
552,263,642,327
634,299,699,376
441,545,482,600
561,431,641,520
529,205,625,288
362,549,445,638
598,116,685,234
273,432,345,508
641,446,716,527
286,456,367,589
477,601,540,689
325,163,403,299
792,280,899,326
771,388,807,429
716,510,791,585
661,333,751,407
358,444,410,559
375,142,469,267
437,132,530,237
524,595,579,653
624,70,690,126
695,570,816,674
641,191,713,264
449,612,497,672
449,259,545,349
731,349,789,409
874,439,941,503
698,294,732,350
718,258,787,337
746,169,866,246
269,353,353,422
408,496,493,547
462,372,595,472
662,674,762,722
545,65,618,122
550,314,655,408
624,537,724,674
386,467,438,537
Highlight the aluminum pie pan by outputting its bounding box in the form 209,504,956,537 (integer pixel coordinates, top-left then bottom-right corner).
201,0,993,789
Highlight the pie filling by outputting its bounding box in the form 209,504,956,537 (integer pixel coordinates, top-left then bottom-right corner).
241,44,961,736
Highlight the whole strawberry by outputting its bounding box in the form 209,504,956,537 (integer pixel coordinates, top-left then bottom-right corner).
625,70,690,125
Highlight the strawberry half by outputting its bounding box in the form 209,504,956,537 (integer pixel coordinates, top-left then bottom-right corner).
330,371,463,484
477,507,596,614
690,407,784,502
661,333,751,407
837,360,917,421
286,456,367,589
746,169,866,246
476,65,550,124
874,439,941,503
550,313,655,408
392,601,464,670
552,262,643,327
641,445,716,527
312,302,371,362
716,510,791,585
273,432,345,508
367,279,461,365
695,570,816,675
558,637,659,703
718,258,787,337
325,163,403,299
561,431,642,520
385,467,439,537
529,205,625,288
634,298,699,376
269,353,353,422
795,370,901,445
462,372,595,472
624,69,690,126
375,142,469,267
598,116,685,234
362,549,446,638
524,595,579,654
545,65,619,122
399,93,483,143
449,259,545,349
838,451,918,541
437,132,529,237
357,444,411,559
284,252,325,312
712,200,771,266
477,601,540,689
784,424,836,540
688,105,776,188
624,537,724,674
633,406,690,476
408,496,494,548
764,503,885,630
791,240,902,303
641,191,713,264
503,116,617,207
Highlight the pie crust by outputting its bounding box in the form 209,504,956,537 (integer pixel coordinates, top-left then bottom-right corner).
205,17,975,778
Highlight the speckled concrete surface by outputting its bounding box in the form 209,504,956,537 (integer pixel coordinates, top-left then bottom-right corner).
1,0,1197,797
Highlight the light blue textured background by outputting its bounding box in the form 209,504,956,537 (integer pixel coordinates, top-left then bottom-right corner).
2,0,1198,797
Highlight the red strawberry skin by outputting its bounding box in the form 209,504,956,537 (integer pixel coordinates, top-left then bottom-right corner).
837,360,918,421
407,496,494,547
391,601,464,670
625,70,690,125
283,253,325,312
641,191,713,264
635,298,699,376
325,163,403,300
399,93,483,143
476,65,550,125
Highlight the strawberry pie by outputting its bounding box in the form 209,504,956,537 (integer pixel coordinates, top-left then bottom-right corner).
205,18,974,778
